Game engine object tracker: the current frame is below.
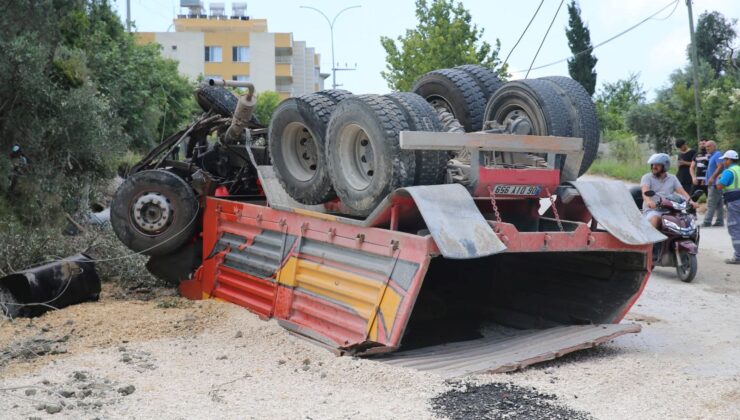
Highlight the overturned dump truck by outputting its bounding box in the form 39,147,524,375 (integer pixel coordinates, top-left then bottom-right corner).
111,67,664,376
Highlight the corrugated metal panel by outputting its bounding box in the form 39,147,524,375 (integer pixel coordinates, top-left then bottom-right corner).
220,231,290,278
212,266,275,317
286,291,368,347
377,324,640,377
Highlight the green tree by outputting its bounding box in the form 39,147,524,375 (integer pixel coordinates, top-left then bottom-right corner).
595,73,645,132
254,91,281,126
380,0,506,91
690,11,737,77
626,103,676,153
565,1,598,95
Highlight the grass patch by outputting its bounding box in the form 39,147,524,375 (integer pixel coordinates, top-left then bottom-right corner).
588,158,644,183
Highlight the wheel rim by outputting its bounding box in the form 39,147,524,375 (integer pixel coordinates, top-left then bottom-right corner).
489,99,546,135
338,124,375,191
678,253,691,278
427,95,454,116
281,122,319,182
132,192,173,234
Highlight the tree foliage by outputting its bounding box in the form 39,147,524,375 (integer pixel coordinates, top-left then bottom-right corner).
0,0,197,225
254,91,281,126
565,1,598,96
380,0,506,91
690,11,738,77
595,73,645,132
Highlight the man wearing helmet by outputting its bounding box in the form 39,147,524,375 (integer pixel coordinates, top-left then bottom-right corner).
715,150,740,264
641,153,696,228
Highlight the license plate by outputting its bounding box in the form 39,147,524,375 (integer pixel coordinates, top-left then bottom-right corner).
493,184,541,196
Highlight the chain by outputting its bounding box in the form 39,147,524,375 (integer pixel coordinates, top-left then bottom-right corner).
487,186,503,228
545,187,564,232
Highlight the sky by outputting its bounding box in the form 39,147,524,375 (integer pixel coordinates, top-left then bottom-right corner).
112,0,740,99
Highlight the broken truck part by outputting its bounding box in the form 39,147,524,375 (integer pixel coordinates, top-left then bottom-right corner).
0,254,101,318
111,72,662,375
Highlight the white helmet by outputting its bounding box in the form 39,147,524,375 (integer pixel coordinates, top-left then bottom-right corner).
648,153,671,172
721,150,739,160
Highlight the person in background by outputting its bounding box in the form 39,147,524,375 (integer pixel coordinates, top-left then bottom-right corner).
8,143,30,195
690,139,709,196
703,140,724,227
715,150,740,264
675,138,695,192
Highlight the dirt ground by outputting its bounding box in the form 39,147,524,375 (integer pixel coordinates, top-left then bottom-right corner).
1,210,739,419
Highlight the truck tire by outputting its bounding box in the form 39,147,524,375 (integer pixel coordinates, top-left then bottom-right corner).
326,95,415,215
385,92,448,185
412,68,486,132
268,94,336,204
195,85,238,117
484,79,577,180
195,85,261,125
111,170,199,256
539,76,600,176
454,64,504,104
315,89,353,104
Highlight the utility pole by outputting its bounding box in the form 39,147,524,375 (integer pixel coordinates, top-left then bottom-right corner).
686,0,702,142
300,5,361,89
126,0,131,32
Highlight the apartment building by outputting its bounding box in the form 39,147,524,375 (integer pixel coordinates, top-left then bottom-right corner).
135,2,327,99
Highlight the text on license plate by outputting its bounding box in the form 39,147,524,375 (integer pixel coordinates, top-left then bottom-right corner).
493,184,541,196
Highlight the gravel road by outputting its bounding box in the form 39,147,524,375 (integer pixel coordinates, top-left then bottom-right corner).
1,178,738,419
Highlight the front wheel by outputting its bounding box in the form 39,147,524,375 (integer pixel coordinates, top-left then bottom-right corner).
676,252,698,283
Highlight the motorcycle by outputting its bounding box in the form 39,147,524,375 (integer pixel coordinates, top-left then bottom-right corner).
639,189,704,282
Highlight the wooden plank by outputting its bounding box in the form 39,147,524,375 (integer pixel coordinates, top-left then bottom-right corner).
399,131,583,153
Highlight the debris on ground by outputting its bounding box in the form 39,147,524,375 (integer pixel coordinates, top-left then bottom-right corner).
431,382,591,420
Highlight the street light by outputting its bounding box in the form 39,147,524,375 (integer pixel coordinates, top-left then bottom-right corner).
300,5,361,90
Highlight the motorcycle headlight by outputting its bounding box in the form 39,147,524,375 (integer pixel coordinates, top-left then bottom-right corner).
663,219,682,232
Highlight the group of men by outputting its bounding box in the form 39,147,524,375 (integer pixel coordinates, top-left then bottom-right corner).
641,138,740,265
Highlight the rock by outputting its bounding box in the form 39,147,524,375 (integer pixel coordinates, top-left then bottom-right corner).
72,371,87,381
278,359,286,365
117,385,135,396
45,404,63,414
41,326,50,333
60,389,76,398
24,389,36,396
544,367,555,374
65,320,74,326
216,355,227,360
301,365,310,372
77,389,92,398
302,358,311,365
41,379,50,385
121,354,132,363
234,331,243,338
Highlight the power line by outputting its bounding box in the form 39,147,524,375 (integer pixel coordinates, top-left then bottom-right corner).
525,0,566,79
512,0,680,75
503,0,546,68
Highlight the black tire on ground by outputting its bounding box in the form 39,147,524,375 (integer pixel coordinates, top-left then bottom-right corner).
454,64,504,104
411,68,487,132
484,79,577,180
315,89,353,104
539,76,600,176
326,95,415,216
385,92,448,185
268,93,337,204
677,252,698,283
111,170,199,256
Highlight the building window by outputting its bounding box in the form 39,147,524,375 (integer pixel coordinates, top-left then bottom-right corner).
205,46,222,62
232,75,250,81
171,45,177,51
233,46,250,62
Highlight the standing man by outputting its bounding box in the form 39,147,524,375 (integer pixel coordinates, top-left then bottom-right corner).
690,139,709,196
703,141,724,227
716,150,740,264
675,138,695,192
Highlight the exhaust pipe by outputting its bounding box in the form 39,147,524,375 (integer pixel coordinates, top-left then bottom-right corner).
208,79,258,143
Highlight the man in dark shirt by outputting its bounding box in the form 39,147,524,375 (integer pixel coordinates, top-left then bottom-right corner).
690,139,709,196
675,139,695,192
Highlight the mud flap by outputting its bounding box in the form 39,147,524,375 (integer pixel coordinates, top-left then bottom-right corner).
377,323,640,377
400,184,506,259
568,181,666,245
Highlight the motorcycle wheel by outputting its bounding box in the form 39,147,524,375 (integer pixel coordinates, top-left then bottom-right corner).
676,252,698,283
